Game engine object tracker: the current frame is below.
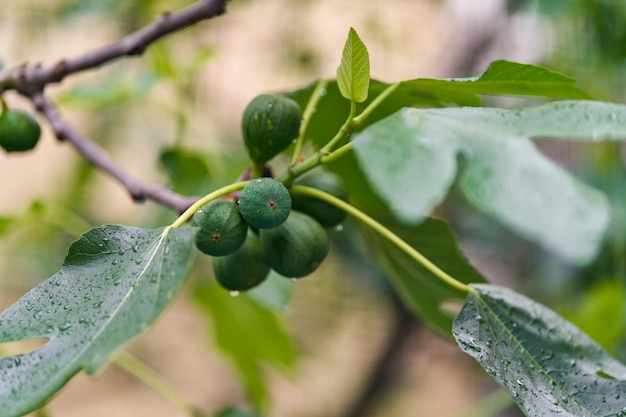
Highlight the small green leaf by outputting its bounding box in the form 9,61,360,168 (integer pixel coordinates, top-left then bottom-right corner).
336,28,370,103
0,225,196,417
454,284,626,417
561,280,626,353
194,282,296,410
159,147,212,196
353,100,626,264
246,270,293,313
361,217,486,336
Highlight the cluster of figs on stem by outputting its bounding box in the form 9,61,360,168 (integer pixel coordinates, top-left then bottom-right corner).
192,93,349,292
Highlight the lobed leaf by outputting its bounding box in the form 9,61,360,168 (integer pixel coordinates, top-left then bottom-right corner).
352,101,626,264
336,27,370,103
453,284,626,417
0,224,196,417
360,217,486,336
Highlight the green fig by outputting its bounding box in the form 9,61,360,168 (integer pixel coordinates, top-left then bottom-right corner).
260,211,329,278
0,109,41,152
238,178,291,229
213,231,270,291
242,94,302,164
192,200,248,256
291,171,348,228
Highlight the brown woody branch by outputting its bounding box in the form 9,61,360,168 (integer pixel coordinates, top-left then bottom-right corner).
0,0,227,213
32,92,198,214
0,0,226,95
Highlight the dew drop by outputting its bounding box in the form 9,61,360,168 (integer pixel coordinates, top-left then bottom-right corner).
58,322,73,332
335,224,344,232
319,88,328,96
229,290,240,297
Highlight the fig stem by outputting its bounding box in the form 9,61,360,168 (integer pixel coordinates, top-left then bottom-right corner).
290,185,470,294
112,350,201,416
352,81,401,126
170,180,250,228
290,79,329,168
281,81,402,183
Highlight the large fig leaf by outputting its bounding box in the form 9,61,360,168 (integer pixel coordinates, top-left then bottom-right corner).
0,224,196,417
287,61,589,214
352,100,626,264
453,284,626,417
360,216,486,336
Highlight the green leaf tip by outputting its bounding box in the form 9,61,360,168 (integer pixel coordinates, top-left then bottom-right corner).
0,224,196,417
337,27,370,103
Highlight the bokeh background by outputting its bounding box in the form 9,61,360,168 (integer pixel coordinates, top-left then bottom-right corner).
0,0,625,416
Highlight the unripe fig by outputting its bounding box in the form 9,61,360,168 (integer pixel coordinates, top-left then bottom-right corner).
0,109,41,152
260,211,329,278
291,171,348,228
213,231,270,291
242,94,302,164
238,178,291,229
192,200,248,256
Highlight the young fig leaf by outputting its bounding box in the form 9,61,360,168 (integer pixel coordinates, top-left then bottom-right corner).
337,27,370,103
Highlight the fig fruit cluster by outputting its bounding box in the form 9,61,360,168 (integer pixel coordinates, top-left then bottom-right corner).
0,109,41,153
192,174,348,293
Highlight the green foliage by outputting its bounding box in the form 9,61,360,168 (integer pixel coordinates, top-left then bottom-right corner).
562,280,626,353
454,284,626,417
337,27,370,103
3,16,626,416
0,225,196,417
290,171,349,228
361,217,486,336
353,101,626,264
194,282,296,411
159,147,212,196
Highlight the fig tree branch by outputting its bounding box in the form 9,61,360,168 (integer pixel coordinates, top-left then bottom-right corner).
0,0,226,95
31,92,198,214
0,0,227,213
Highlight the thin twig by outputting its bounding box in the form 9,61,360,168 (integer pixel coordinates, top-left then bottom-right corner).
0,0,227,213
31,92,198,213
0,0,226,95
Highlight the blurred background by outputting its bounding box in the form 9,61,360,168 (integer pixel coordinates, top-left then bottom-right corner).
0,0,624,416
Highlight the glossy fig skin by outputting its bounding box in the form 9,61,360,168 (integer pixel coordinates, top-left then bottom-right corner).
0,110,41,152
238,178,292,229
192,200,248,257
241,94,302,164
290,171,349,228
213,231,270,291
260,211,329,278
